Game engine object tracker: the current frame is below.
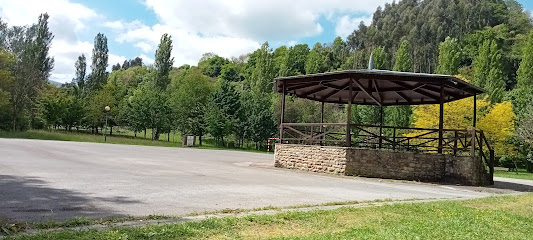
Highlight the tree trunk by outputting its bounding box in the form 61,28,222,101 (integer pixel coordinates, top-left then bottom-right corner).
199,135,202,145
95,127,99,134
168,133,170,142
144,129,147,138
134,131,137,138
110,126,113,136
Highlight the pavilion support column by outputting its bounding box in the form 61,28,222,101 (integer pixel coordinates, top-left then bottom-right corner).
438,83,444,154
320,101,324,145
346,79,353,147
379,106,383,149
279,81,286,143
473,94,477,128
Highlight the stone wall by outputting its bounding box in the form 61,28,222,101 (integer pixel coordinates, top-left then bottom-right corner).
274,144,491,186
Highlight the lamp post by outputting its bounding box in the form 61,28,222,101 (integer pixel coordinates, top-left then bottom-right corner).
104,106,110,142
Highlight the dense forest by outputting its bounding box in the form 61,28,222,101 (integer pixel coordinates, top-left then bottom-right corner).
1,0,533,170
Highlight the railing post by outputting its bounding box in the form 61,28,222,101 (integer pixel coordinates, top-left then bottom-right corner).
490,149,495,185
346,79,353,147
310,126,313,145
279,81,286,143
393,127,397,151
470,128,476,160
479,131,484,161
453,131,458,155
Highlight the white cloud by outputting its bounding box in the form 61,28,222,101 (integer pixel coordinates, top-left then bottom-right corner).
115,23,260,67
143,0,391,41
108,54,127,69
134,42,153,53
139,54,155,65
335,15,372,38
0,0,100,83
48,40,93,83
1,0,394,82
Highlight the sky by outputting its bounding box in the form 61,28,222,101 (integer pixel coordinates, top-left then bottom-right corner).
0,0,532,83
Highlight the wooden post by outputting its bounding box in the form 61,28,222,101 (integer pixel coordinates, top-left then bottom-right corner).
473,94,477,128
479,131,484,161
320,101,324,145
279,81,286,143
379,106,383,149
489,149,495,185
392,127,396,150
453,130,458,155
470,129,476,160
346,79,353,147
438,82,444,154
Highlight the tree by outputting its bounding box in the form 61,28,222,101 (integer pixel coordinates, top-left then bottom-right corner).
88,33,108,92
0,49,14,130
38,84,67,129
371,46,388,70
286,44,309,75
478,101,516,156
305,43,326,74
9,13,54,130
251,42,275,93
111,63,121,71
129,81,172,140
515,31,533,115
241,91,276,149
436,37,462,75
331,36,349,71
207,79,242,145
170,68,213,145
473,39,505,103
392,40,412,72
154,33,174,89
199,55,229,78
408,96,515,157
74,54,87,90
219,63,240,82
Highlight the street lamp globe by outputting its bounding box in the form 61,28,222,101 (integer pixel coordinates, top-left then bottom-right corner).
104,106,110,112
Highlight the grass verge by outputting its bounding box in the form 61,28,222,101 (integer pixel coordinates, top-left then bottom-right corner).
0,130,270,154
4,194,533,239
494,169,533,181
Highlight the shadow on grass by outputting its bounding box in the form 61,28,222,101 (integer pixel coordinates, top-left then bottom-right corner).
0,174,141,223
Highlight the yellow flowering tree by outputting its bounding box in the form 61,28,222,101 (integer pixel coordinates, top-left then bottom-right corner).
408,98,515,156
478,101,516,156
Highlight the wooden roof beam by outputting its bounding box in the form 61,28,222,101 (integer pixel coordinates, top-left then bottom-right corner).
353,78,382,106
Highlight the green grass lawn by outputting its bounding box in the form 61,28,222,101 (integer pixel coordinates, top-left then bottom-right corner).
4,194,533,239
0,130,270,154
494,169,533,181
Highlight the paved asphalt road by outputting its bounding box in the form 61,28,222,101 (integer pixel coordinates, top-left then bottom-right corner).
1,138,531,222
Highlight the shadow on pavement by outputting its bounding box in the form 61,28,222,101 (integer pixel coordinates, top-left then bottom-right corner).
490,179,533,192
0,174,141,222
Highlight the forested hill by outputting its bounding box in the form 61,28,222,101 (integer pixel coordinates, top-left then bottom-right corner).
347,0,531,84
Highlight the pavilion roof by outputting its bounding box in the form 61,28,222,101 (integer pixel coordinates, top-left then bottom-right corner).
275,69,484,106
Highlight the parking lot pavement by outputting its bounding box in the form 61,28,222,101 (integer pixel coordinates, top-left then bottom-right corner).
0,138,524,222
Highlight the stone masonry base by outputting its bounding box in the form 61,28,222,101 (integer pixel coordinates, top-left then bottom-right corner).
274,144,491,186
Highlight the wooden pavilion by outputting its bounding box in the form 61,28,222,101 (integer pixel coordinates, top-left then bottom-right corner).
274,69,494,185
